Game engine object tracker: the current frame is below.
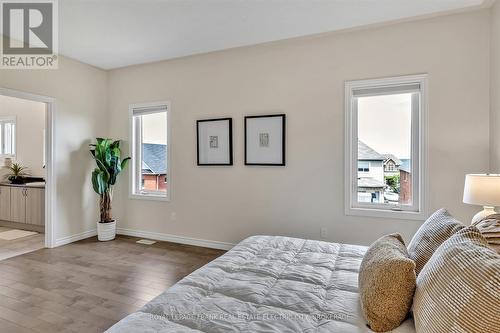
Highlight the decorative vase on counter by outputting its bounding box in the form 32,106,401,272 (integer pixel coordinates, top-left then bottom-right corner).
8,176,25,184
4,162,30,185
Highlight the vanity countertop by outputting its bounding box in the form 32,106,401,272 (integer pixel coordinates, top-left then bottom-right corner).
0,182,45,189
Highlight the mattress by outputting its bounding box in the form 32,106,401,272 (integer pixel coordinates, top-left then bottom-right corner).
106,235,416,332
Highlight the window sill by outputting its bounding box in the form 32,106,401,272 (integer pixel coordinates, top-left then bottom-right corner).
129,193,170,202
345,206,427,221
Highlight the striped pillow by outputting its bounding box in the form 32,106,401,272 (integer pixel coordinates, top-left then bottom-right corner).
407,208,464,275
475,214,500,253
413,227,500,333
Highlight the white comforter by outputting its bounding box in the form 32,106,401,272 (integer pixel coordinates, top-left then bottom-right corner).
106,236,415,332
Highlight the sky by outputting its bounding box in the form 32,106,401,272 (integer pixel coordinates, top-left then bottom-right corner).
358,93,412,159
142,112,167,144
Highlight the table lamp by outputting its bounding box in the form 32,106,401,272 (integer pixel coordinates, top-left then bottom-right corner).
463,174,500,225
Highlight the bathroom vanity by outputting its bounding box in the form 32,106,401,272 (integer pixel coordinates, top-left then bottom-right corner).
0,183,45,231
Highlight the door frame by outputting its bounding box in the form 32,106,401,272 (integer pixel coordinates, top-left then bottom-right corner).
0,87,56,248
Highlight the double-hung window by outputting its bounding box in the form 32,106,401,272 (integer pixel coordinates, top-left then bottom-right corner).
0,117,16,157
130,102,170,201
358,161,370,173
345,75,427,219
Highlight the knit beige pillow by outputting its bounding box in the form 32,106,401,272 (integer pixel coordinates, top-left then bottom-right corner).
407,208,464,275
358,234,416,332
475,214,500,253
413,227,500,333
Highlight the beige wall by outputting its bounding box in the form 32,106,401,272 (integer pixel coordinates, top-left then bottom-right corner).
0,95,46,177
0,55,108,241
1,8,491,248
491,1,500,171
108,10,490,246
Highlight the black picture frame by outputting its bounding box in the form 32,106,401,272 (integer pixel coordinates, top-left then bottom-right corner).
196,118,233,166
244,114,286,166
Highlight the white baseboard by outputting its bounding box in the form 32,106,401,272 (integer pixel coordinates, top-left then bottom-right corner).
52,228,235,251
117,228,234,251
54,229,97,247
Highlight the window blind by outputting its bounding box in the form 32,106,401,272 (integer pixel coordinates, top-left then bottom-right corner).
352,83,420,97
132,105,167,116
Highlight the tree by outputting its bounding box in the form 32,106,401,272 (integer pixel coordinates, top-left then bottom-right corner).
385,174,400,193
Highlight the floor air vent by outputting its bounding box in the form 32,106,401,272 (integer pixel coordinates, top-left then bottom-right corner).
136,239,157,245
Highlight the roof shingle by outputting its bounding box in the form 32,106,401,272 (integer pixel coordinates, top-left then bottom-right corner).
358,140,384,160
358,178,385,188
382,154,402,166
142,143,167,174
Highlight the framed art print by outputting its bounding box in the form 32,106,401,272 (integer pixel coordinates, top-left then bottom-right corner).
197,118,233,166
245,114,286,166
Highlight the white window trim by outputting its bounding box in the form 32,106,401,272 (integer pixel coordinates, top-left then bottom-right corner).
129,101,171,202
0,116,16,158
344,74,429,220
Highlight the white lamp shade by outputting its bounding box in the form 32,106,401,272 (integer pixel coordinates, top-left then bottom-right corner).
463,174,500,207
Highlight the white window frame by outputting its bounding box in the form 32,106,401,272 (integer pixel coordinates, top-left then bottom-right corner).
0,116,16,158
129,101,171,201
345,74,428,220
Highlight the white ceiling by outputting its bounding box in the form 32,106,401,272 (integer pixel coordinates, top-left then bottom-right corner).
58,0,486,70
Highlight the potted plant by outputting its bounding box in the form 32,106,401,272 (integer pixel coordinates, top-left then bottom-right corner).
4,163,30,184
90,138,130,241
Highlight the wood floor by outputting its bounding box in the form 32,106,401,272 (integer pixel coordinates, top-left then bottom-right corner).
0,235,225,333
0,226,45,261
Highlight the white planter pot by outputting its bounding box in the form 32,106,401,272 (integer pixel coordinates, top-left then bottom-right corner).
97,220,116,241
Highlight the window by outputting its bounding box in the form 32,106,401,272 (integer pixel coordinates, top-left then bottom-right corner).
130,102,170,200
0,117,16,157
345,75,427,219
358,161,370,172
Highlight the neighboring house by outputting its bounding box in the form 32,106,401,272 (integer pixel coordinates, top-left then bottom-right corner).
382,154,402,176
142,143,167,192
357,140,385,203
399,160,412,205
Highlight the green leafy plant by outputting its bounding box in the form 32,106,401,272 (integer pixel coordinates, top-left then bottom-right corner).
90,138,130,223
4,162,30,184
385,174,400,193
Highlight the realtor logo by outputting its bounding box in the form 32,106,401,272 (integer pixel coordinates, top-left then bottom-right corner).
1,0,58,69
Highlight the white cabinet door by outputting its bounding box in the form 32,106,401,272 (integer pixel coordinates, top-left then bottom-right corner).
0,186,10,221
26,188,45,226
10,187,26,223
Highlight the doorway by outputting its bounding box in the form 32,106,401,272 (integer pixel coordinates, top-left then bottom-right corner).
0,87,55,260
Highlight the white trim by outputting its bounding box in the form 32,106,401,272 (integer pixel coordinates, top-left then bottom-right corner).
54,227,234,251
0,87,57,248
344,74,429,221
54,229,97,247
129,193,169,202
117,228,234,251
128,101,171,201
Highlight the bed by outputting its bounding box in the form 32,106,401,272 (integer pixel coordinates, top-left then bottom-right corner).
106,235,415,332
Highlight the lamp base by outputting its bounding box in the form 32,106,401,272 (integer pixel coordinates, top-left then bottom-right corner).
471,206,497,225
